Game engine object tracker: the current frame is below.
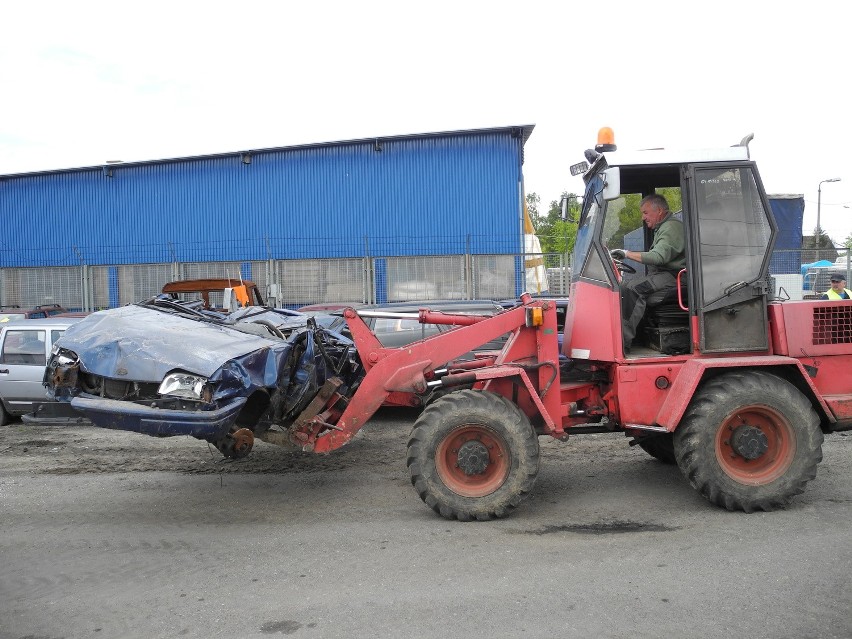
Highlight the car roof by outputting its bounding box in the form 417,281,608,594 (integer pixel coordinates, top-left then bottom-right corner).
0,317,84,328
498,297,569,307
359,299,504,311
162,278,258,293
297,302,364,313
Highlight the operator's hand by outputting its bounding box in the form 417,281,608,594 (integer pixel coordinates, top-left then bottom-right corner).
610,248,626,261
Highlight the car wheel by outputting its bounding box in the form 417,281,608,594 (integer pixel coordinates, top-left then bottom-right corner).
0,402,11,426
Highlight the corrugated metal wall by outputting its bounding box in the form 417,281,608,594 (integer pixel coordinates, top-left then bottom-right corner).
0,127,529,267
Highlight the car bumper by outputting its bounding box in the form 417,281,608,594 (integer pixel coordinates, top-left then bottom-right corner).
70,395,248,439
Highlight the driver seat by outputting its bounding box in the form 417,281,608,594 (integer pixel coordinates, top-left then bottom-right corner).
644,271,689,354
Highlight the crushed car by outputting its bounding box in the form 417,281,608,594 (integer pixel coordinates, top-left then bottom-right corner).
45,295,362,458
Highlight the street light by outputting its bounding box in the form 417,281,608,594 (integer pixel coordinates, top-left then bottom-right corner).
817,177,841,242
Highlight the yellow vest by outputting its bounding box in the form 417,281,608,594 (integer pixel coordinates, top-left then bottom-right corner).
824,288,852,300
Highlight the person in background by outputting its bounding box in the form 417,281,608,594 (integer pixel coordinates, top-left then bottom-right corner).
821,273,852,300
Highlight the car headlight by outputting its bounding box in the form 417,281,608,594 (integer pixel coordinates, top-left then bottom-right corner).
158,372,208,399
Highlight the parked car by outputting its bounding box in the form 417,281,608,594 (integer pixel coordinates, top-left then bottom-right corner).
0,316,84,424
297,302,364,313
499,296,569,350
313,300,508,356
0,304,70,323
499,296,569,330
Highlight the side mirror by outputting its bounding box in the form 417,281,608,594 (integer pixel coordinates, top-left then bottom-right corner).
560,195,582,222
602,168,620,201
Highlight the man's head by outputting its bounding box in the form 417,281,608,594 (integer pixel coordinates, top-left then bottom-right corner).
830,273,847,292
639,194,670,229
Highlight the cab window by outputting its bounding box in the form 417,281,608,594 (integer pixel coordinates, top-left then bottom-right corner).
602,188,682,282
694,168,771,303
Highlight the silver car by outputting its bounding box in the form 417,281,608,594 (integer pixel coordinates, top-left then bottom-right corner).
0,317,84,424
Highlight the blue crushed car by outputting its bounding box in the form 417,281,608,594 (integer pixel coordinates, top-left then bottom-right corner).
45,296,361,458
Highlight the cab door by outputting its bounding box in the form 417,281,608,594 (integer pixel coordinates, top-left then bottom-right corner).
686,163,776,353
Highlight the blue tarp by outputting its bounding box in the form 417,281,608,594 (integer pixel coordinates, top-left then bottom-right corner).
801,260,833,291
769,195,804,274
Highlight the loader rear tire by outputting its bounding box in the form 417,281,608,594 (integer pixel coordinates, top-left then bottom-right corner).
407,389,539,521
637,433,676,464
673,371,823,512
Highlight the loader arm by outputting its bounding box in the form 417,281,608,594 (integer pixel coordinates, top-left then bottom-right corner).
309,295,556,453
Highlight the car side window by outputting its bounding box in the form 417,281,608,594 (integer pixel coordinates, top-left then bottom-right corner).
555,306,567,331
0,329,47,365
374,318,422,335
51,330,65,345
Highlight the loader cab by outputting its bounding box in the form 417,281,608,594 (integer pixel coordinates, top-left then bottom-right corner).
562,132,777,361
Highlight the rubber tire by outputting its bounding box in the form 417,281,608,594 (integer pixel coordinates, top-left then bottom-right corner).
0,402,10,427
423,385,472,406
407,389,539,521
637,434,676,464
673,371,823,512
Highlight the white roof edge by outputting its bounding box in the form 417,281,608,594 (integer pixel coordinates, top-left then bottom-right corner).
603,146,750,166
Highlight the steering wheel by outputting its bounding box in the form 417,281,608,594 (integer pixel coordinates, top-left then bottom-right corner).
609,249,637,274
613,258,636,274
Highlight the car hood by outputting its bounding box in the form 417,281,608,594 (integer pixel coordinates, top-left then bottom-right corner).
57,304,291,382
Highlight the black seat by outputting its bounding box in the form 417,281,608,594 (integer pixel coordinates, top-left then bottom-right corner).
643,276,690,354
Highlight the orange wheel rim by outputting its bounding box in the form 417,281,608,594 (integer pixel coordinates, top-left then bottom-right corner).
435,425,510,497
715,405,796,485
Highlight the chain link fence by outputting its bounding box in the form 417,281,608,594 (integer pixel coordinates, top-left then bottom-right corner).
4,246,843,311
0,250,573,311
769,248,850,300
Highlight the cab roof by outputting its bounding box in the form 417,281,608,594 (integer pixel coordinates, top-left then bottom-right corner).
601,145,750,168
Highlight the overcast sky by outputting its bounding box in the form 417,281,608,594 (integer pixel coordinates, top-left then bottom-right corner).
2,1,849,243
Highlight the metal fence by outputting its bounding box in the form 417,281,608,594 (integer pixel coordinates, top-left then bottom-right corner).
4,246,842,311
0,251,573,312
771,248,851,301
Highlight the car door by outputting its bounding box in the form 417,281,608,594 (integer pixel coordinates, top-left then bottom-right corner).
0,328,48,415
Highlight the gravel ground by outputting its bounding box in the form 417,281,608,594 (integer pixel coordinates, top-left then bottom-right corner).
1,410,851,639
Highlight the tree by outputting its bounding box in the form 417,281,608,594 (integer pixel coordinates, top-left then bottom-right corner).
525,187,682,258
525,191,579,256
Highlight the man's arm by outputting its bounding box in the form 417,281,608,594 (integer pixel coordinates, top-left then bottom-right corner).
624,219,684,265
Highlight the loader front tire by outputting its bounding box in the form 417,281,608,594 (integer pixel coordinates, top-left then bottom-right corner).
673,371,823,512
407,389,539,521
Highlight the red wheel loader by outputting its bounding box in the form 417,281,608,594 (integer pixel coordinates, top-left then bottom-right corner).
291,130,849,519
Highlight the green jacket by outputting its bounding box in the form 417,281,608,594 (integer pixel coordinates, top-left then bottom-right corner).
642,214,686,272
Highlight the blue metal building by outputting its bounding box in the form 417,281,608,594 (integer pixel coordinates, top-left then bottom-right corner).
0,125,534,268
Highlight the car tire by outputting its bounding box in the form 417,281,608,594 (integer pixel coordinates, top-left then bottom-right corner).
0,402,11,427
